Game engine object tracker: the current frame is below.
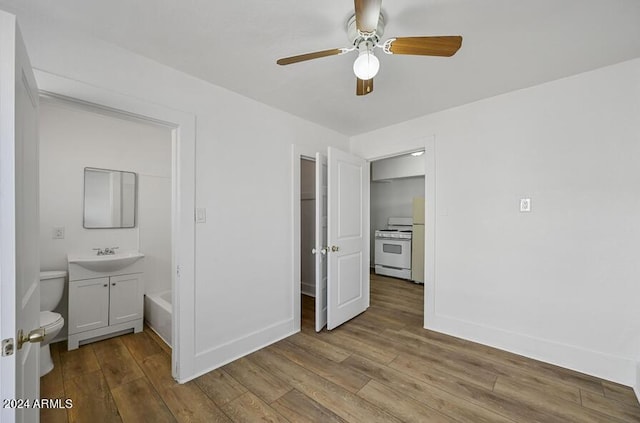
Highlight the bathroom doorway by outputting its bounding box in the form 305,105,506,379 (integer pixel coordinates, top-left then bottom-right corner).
35,70,196,382
37,92,181,376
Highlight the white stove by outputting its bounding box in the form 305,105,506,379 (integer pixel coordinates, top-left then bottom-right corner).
375,229,413,240
374,217,413,280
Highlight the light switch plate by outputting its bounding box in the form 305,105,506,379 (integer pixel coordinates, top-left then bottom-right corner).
53,226,65,239
519,198,531,212
195,208,206,223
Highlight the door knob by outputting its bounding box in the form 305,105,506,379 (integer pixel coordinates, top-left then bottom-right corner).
16,328,45,350
312,247,328,255
331,245,340,252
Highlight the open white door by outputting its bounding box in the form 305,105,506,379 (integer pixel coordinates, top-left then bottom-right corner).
327,147,369,330
314,153,328,331
0,12,42,423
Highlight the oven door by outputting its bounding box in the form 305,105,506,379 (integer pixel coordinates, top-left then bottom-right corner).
375,237,412,269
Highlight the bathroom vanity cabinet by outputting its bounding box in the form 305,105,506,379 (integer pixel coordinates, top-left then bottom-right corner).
67,255,144,350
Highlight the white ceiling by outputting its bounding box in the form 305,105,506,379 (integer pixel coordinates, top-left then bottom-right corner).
2,0,640,135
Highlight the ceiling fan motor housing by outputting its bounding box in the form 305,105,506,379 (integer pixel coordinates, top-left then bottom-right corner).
347,13,385,47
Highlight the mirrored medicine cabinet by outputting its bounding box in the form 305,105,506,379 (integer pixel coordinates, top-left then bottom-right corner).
83,167,137,229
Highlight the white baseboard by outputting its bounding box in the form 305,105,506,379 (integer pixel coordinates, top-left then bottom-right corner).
184,318,297,383
427,313,636,387
301,282,315,297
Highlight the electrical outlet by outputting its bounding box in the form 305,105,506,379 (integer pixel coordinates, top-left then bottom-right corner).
519,198,531,212
52,226,65,239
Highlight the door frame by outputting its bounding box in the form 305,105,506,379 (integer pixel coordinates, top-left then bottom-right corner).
292,137,435,330
33,70,196,382
364,136,436,328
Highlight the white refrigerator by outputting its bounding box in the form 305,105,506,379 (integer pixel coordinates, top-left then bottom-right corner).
411,197,425,283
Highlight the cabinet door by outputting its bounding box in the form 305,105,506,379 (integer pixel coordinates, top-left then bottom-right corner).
68,277,110,334
109,274,144,326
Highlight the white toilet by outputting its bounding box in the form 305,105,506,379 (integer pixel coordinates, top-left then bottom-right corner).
39,270,66,377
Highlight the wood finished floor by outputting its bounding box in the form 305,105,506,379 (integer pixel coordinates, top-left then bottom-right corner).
41,273,640,422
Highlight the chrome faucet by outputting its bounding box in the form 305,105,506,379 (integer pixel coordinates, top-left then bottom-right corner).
93,247,119,256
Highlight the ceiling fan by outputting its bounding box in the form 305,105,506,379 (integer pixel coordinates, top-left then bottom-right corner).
277,0,463,96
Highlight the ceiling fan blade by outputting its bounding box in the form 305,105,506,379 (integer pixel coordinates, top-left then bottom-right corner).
356,78,373,96
385,36,462,57
354,0,382,33
277,48,346,65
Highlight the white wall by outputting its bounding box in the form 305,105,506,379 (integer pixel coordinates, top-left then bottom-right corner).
300,159,316,297
352,58,640,387
370,176,425,263
138,174,172,295
39,100,172,339
371,154,425,181
13,13,349,378
39,101,172,269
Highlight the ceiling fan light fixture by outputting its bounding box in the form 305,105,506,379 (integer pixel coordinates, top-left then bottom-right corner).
353,50,379,80
276,2,463,96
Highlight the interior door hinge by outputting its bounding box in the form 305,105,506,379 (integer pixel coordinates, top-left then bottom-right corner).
176,265,181,278
2,338,14,356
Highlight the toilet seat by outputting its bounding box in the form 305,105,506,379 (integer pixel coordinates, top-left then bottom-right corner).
40,311,63,330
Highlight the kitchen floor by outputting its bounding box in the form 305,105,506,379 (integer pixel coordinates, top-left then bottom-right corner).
41,274,640,422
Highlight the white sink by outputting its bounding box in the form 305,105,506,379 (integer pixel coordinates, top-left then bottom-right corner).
68,251,145,273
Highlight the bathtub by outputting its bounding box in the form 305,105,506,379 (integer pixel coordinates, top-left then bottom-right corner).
144,290,172,347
